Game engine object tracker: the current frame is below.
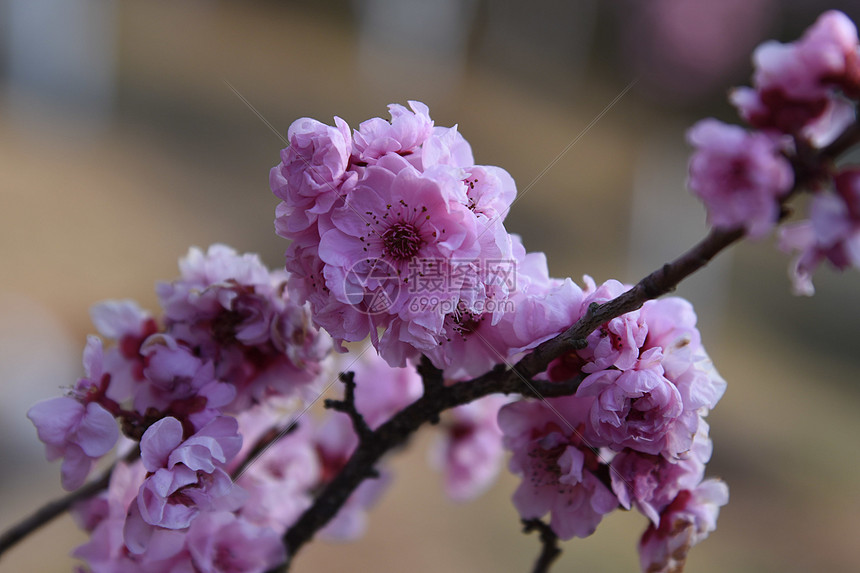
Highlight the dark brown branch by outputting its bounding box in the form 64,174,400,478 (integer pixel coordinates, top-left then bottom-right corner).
522,518,562,573
324,372,373,442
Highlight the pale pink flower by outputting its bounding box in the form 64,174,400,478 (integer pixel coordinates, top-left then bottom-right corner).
687,119,793,238
352,101,434,163
72,461,148,572
779,170,860,295
419,125,475,170
235,421,319,532
271,116,355,246
350,350,424,430
27,396,118,491
577,348,690,457
311,412,392,541
128,416,244,547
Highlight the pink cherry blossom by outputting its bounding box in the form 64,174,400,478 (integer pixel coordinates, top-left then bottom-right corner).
72,460,147,571
129,416,244,545
27,396,119,490
577,348,689,457
350,350,424,430
89,301,158,403
419,125,475,170
420,243,583,379
578,278,648,372
638,479,729,573
687,118,794,238
234,417,319,532
779,170,860,295
731,10,859,142
499,396,618,540
610,421,713,525
319,163,481,356
270,116,355,246
311,411,392,541
155,244,331,410
352,101,434,163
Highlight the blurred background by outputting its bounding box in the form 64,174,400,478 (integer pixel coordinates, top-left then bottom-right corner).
2,1,860,571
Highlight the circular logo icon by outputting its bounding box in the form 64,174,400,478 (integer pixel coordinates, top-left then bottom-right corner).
342,258,400,315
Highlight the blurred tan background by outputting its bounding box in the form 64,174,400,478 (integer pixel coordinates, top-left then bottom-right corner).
2,1,860,572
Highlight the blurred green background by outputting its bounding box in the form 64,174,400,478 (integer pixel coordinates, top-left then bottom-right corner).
2,1,860,571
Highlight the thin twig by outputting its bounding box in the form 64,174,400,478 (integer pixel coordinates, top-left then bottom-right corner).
231,422,300,481
522,518,562,573
324,371,373,442
0,449,138,559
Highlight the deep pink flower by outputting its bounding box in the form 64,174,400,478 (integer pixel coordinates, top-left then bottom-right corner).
90,300,157,402
687,119,793,238
499,396,618,540
638,479,729,573
27,396,118,490
732,10,860,140
578,278,647,372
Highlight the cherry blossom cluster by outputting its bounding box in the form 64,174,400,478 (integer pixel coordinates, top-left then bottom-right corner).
687,10,860,294
268,99,736,570
26,245,335,571
271,102,583,377
26,244,512,572
499,280,727,572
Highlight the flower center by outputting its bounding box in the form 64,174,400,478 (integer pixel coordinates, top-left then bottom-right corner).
382,222,423,260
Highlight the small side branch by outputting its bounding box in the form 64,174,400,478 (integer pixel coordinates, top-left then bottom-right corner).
324,371,373,442
522,518,562,573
